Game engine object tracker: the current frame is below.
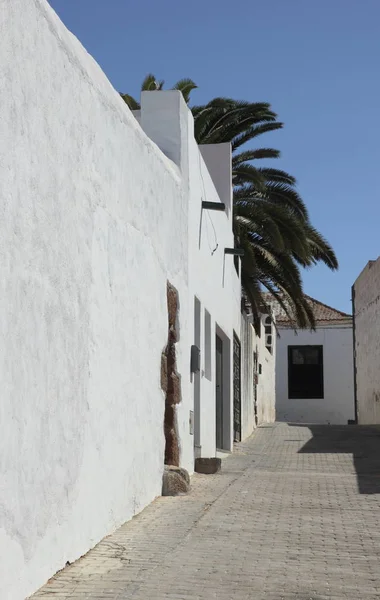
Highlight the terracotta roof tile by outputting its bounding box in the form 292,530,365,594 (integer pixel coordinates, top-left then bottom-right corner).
262,293,352,327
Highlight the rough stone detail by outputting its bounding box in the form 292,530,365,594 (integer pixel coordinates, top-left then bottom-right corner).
162,465,190,496
194,457,222,474
160,352,168,393
168,372,181,405
167,285,178,332
161,282,182,467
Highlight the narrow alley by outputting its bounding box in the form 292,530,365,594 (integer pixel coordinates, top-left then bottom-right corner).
32,423,380,600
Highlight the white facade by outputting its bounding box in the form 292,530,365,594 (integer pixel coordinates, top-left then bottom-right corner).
353,258,380,424
138,92,241,460
0,2,246,599
241,313,276,440
276,325,355,424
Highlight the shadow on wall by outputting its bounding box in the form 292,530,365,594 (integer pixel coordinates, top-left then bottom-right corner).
293,424,380,495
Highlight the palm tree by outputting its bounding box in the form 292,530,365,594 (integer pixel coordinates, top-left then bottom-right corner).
192,97,337,327
121,80,338,328
121,74,197,109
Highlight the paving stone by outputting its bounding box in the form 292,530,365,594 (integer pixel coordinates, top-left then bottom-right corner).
31,423,380,599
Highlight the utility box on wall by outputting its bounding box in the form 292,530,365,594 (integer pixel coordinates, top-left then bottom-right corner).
190,345,200,373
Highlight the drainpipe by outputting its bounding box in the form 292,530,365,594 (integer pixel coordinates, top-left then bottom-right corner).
351,284,358,424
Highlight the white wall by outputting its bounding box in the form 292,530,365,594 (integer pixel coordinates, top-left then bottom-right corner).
0,2,243,597
0,2,192,599
240,313,276,440
256,318,276,426
276,326,355,424
188,115,241,457
241,313,256,439
199,143,233,214
353,258,380,424
138,92,241,460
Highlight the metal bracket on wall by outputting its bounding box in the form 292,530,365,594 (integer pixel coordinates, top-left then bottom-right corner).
225,248,245,257
202,201,226,212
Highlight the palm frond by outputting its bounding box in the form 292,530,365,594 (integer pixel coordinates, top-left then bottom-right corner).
172,78,197,103
235,200,309,259
200,106,278,145
232,122,283,151
141,74,160,91
303,223,339,270
263,181,309,221
120,93,140,110
232,163,266,190
257,168,296,186
261,283,316,330
232,149,281,166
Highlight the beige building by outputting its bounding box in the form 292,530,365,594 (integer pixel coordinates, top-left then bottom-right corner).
353,258,380,424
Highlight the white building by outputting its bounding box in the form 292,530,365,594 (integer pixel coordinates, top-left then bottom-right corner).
138,91,242,467
240,308,276,439
269,295,355,425
0,2,275,598
352,258,380,424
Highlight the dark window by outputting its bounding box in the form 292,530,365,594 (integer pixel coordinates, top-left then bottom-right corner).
288,345,324,399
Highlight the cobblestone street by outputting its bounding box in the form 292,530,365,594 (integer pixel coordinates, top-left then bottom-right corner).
32,423,380,600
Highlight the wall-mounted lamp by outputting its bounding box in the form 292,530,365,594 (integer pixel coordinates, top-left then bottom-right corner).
224,248,245,257
202,201,226,212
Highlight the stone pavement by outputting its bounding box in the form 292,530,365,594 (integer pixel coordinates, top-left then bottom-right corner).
31,423,380,600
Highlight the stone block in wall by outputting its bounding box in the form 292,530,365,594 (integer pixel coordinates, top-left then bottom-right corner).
168,372,182,405
168,324,177,344
161,352,168,393
194,458,222,474
162,465,190,496
163,281,181,466
167,284,178,334
166,343,176,373
164,419,180,467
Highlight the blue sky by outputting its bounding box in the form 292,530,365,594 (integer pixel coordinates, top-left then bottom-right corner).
50,0,380,313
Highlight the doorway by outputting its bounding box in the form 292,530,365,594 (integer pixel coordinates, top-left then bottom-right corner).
233,334,241,442
215,327,232,451
193,297,201,457
215,334,224,449
253,350,258,426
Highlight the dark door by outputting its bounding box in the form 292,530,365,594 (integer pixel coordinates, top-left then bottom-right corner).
253,350,258,426
215,334,223,449
288,345,324,399
233,334,241,442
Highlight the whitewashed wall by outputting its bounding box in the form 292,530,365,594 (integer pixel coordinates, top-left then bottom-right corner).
0,1,244,597
138,92,241,460
256,318,276,426
276,326,355,424
353,258,380,424
240,313,276,440
188,119,241,457
241,313,256,439
0,2,193,599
